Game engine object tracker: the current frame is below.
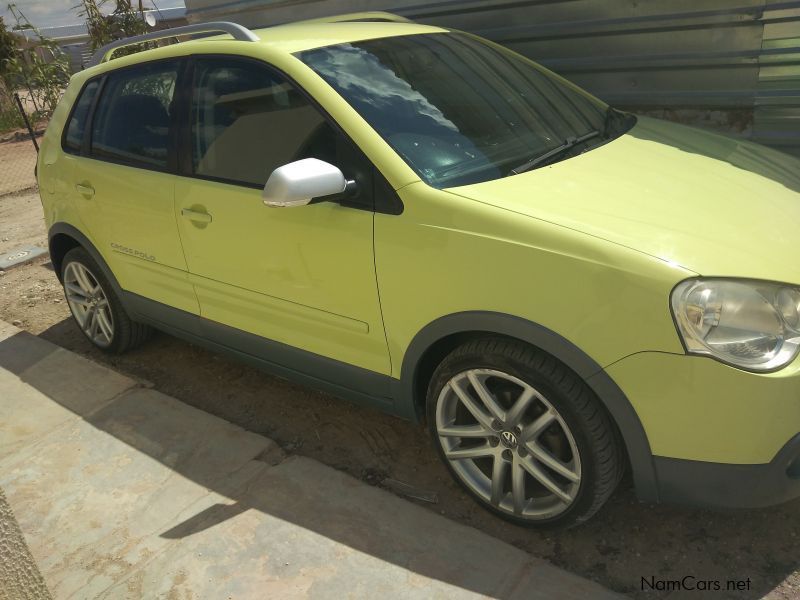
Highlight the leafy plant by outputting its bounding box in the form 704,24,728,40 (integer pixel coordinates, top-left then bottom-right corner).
0,16,18,85
2,6,70,123
76,0,151,58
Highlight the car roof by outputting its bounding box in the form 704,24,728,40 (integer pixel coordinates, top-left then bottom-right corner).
80,19,450,77
249,21,449,54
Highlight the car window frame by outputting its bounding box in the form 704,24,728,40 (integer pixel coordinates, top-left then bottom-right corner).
176,53,402,215
65,56,187,175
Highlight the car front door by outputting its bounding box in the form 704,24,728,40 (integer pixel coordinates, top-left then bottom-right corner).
174,56,390,379
68,59,199,315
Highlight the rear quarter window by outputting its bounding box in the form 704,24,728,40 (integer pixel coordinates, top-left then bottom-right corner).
63,79,100,154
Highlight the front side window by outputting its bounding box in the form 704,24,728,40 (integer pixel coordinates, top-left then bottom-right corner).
299,33,631,188
63,79,100,154
91,60,178,169
191,58,335,187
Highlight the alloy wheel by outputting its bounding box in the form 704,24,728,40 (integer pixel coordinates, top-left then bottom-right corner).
435,368,581,520
63,261,115,348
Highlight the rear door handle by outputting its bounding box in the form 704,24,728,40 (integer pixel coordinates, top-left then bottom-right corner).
75,183,95,198
181,208,212,223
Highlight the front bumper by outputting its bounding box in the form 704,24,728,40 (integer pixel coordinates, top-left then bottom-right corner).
605,351,800,508
654,434,800,508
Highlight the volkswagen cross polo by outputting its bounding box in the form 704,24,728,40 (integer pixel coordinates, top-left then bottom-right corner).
37,13,800,527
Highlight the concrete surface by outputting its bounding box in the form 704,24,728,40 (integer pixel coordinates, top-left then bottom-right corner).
0,320,622,599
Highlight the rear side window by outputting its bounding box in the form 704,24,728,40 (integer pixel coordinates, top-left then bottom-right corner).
63,80,100,154
90,61,179,169
190,58,331,186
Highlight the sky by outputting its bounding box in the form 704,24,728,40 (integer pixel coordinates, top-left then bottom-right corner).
3,0,186,29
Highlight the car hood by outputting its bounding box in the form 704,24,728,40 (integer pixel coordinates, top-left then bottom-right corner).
445,116,800,285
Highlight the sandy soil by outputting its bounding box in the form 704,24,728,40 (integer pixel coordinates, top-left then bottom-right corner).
0,189,798,599
0,190,47,255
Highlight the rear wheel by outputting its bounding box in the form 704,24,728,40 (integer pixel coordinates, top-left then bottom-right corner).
61,247,151,354
427,338,623,528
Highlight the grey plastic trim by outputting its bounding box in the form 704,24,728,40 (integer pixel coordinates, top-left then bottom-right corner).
653,433,800,508
88,21,259,67
122,292,395,414
394,311,660,502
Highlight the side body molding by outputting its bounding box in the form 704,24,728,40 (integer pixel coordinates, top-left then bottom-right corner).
394,311,659,502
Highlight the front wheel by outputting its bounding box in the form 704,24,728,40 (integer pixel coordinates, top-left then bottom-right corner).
427,338,624,528
61,247,152,354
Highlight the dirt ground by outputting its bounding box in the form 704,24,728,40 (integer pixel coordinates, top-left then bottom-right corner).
0,189,798,599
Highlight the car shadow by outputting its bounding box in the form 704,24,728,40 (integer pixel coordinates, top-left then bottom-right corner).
5,321,800,599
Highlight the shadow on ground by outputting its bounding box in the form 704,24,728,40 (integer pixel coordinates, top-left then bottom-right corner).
8,319,800,598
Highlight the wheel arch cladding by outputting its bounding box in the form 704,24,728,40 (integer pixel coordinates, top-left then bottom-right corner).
48,223,126,303
395,311,660,503
48,232,81,282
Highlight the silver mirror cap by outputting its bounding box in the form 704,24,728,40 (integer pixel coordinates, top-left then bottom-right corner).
263,158,347,207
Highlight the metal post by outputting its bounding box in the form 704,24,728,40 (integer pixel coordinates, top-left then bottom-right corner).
13,93,39,153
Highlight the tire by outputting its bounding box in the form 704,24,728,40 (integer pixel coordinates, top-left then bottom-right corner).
61,247,152,354
427,337,624,528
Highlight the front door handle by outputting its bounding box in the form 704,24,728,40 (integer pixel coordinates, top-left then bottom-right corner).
181,208,212,223
75,183,95,198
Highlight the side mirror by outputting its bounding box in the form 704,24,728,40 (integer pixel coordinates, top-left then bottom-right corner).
263,158,353,207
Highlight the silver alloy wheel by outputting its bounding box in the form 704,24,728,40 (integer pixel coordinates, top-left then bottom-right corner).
63,261,114,348
436,368,581,520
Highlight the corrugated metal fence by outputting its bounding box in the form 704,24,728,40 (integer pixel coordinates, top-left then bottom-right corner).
185,0,800,156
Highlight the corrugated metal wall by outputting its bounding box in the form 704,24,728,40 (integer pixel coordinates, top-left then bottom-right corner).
185,0,800,156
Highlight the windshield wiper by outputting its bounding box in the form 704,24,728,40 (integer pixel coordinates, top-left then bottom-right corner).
509,130,601,175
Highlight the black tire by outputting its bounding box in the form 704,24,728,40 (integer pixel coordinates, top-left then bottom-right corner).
427,337,624,528
61,247,152,354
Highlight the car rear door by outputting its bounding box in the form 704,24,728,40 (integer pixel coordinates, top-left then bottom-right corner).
67,58,199,315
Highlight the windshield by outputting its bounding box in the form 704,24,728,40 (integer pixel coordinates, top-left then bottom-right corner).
298,32,632,188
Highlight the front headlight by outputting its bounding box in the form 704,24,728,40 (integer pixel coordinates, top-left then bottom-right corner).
671,279,800,372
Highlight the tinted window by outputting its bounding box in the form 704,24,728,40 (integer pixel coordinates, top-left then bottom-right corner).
91,61,178,169
63,79,100,154
191,58,334,186
299,33,627,188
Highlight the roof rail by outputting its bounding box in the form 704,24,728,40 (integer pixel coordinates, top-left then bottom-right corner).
296,12,412,25
88,21,259,68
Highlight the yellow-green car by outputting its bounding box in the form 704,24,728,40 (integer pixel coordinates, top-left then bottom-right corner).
37,13,800,527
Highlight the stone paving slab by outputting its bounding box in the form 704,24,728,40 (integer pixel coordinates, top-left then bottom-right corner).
0,387,274,599
0,323,137,456
0,322,622,599
101,454,615,600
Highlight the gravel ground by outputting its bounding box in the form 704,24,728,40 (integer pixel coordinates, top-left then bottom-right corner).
0,188,798,599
